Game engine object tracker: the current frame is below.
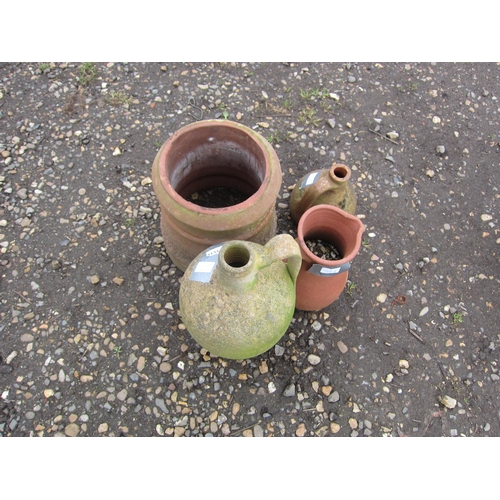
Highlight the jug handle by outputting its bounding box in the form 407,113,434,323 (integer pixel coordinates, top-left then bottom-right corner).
260,234,302,285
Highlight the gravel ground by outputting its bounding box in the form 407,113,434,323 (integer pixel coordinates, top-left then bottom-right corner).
0,62,499,439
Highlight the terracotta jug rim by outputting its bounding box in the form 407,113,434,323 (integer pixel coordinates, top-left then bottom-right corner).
297,204,364,267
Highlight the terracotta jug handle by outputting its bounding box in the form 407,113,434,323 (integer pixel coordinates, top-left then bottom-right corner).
261,234,302,285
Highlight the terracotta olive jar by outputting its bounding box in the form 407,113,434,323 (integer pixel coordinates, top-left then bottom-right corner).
290,163,357,224
179,234,302,360
295,204,364,311
151,120,282,271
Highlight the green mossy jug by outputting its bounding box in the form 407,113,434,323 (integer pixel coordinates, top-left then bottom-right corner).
179,234,302,360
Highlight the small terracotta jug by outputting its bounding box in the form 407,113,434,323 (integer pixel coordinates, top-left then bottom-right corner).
290,163,357,224
295,205,364,311
179,234,302,360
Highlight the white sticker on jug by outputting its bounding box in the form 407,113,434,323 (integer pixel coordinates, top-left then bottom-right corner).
320,266,341,274
303,171,320,187
189,244,223,283
194,261,215,274
308,262,351,276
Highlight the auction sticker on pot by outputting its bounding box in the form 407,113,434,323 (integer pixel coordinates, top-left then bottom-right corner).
308,262,351,276
189,244,222,283
301,171,320,188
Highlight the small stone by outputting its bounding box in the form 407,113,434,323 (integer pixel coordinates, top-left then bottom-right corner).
253,424,264,437
426,169,435,178
307,354,321,365
283,384,296,397
274,345,285,356
112,277,124,286
432,116,441,124
311,320,322,331
330,422,341,434
88,275,100,285
98,422,109,433
326,118,336,129
328,391,340,403
295,423,306,436
377,293,387,303
419,307,429,316
337,341,348,354
160,362,172,373
399,359,409,369
116,389,128,401
481,214,493,222
137,356,145,372
150,257,161,266
386,131,399,140
438,395,457,409
64,423,80,437
436,145,446,154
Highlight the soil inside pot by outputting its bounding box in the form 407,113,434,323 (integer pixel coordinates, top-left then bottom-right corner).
189,187,249,208
305,238,342,260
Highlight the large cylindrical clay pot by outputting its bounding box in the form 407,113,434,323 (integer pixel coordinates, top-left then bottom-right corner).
295,205,364,311
179,234,302,360
152,119,282,271
290,163,357,224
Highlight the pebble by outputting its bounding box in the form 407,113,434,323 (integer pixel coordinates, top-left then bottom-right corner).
307,354,321,366
65,423,80,437
377,293,387,303
295,423,307,436
254,424,264,437
438,395,457,409
326,118,336,129
337,341,348,354
328,391,340,403
150,257,161,266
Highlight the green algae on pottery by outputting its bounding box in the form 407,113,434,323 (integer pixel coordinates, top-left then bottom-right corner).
179,234,301,360
290,163,357,224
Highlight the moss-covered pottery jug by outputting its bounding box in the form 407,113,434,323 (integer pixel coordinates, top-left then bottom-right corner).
179,234,301,359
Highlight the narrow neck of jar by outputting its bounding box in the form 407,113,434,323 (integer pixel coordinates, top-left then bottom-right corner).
328,163,351,186
218,242,257,293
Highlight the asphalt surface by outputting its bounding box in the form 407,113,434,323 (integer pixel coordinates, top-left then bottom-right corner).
0,62,499,438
